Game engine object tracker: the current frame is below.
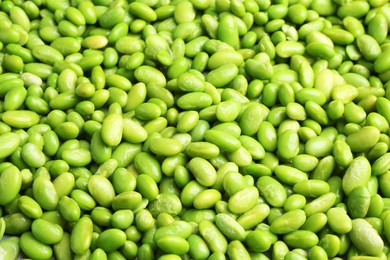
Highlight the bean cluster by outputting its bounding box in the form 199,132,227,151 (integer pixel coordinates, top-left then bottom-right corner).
0,0,390,259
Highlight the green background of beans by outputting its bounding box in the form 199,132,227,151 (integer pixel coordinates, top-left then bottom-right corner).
1,0,390,259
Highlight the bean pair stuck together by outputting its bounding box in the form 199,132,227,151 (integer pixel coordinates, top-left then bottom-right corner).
1,0,390,259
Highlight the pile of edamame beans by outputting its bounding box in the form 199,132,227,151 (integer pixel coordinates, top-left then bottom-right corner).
0,0,390,258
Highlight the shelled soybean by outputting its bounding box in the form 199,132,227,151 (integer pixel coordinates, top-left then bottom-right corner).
0,0,390,259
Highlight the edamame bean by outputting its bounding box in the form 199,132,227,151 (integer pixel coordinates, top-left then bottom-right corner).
319,234,340,258
257,176,287,207
347,186,370,218
149,193,182,217
149,138,182,157
88,175,115,207
199,220,228,253
101,112,123,147
156,235,190,255
270,209,306,234
18,195,43,219
0,237,20,259
274,165,308,185
228,186,259,214
239,103,263,136
226,240,251,259
237,203,270,230
31,218,63,244
33,175,59,211
96,229,126,253
58,196,81,222
207,64,239,88
283,230,319,249
217,14,239,49
188,157,217,187
293,180,330,197
2,110,40,129
301,212,328,233
20,232,53,259
245,229,274,253
215,213,246,241
356,34,381,61
303,192,336,217
284,194,306,211
372,153,390,176
349,218,384,256
342,156,371,195
134,152,162,182
0,165,21,206
4,213,32,235
194,189,222,209
136,174,159,201
277,129,299,160
208,50,243,70
70,217,93,255
129,2,157,22
327,207,352,234
185,142,219,159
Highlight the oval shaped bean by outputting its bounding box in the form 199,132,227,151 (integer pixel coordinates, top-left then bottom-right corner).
257,176,287,207
33,176,59,211
274,165,308,185
185,142,219,159
96,229,126,253
2,110,40,129
237,203,270,230
188,157,217,187
270,209,306,234
194,189,222,209
134,152,162,182
177,92,213,110
149,193,182,217
215,213,246,241
0,132,20,160
70,217,93,255
327,207,352,234
88,175,115,207
101,113,123,147
277,129,299,160
199,220,228,253
293,180,330,198
149,138,182,157
303,192,336,217
239,103,263,136
349,218,384,256
228,186,259,214
136,174,159,201
18,195,43,219
342,156,371,195
245,229,274,253
283,230,319,249
0,165,22,206
356,34,381,61
157,235,190,255
31,218,63,244
0,237,20,259
20,232,53,259
347,186,370,218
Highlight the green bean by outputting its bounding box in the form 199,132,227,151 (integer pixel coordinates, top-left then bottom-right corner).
199,220,228,253
349,218,384,256
20,231,53,259
0,236,20,259
270,209,306,234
